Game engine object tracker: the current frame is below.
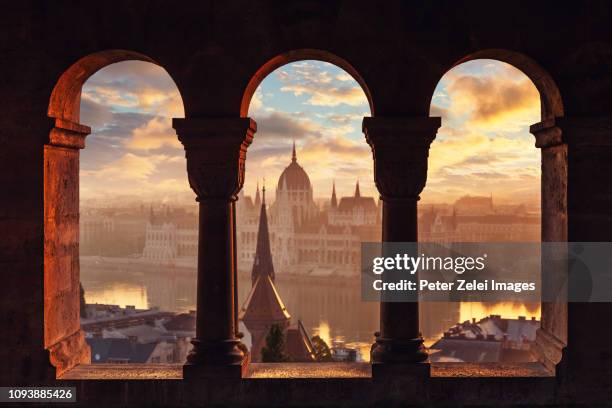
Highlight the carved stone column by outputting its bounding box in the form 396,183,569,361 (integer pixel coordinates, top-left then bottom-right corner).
44,118,92,377
173,117,255,379
363,117,440,376
531,116,612,378
529,118,567,373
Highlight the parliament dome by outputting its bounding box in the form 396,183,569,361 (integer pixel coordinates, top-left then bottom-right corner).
277,143,312,191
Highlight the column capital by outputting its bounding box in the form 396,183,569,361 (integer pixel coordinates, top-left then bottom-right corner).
362,116,441,200
173,117,256,201
47,118,91,149
531,116,612,148
530,118,563,148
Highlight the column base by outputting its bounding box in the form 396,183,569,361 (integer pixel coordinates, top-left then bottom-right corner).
183,359,248,379
48,329,91,378
372,361,430,380
183,338,249,379
532,328,565,374
371,336,428,364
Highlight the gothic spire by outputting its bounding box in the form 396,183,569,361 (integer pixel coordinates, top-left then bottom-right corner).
254,181,261,208
251,179,275,285
354,180,361,198
292,140,297,163
262,180,266,204
331,180,338,208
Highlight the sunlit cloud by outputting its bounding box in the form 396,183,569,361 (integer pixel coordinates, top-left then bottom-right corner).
125,117,181,150
80,61,187,200
80,59,540,206
82,153,163,182
276,62,368,107
424,60,541,204
335,72,354,82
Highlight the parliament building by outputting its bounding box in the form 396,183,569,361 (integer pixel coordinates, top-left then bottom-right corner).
143,144,383,277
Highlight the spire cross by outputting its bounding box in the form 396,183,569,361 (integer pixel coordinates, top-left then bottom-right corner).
262,178,266,204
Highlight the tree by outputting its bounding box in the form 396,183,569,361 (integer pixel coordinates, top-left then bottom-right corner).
79,282,87,318
261,324,288,362
311,335,333,362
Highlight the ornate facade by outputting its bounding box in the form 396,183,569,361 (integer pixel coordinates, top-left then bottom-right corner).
142,207,198,264
419,197,540,243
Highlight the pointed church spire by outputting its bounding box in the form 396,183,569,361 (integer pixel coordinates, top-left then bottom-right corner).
292,140,297,163
354,180,361,198
331,180,338,208
254,181,261,208
251,179,274,285
262,179,266,204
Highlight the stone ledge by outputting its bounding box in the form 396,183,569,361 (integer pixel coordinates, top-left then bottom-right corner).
60,364,183,380
431,362,553,377
246,362,371,378
59,361,552,380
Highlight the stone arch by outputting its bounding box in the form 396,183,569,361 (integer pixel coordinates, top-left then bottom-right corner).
240,48,374,117
44,50,184,376
427,51,567,371
48,50,180,123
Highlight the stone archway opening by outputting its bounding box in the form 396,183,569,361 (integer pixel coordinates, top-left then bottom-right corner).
424,51,566,371
45,50,185,376
238,54,377,364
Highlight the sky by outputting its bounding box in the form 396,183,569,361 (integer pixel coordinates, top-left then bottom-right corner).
80,59,540,206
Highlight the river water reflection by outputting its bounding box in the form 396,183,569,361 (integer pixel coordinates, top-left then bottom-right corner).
81,257,540,362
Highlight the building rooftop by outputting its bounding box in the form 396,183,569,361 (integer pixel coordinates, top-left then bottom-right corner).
87,338,159,363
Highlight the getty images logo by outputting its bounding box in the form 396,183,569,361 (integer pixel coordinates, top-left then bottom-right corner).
371,253,488,275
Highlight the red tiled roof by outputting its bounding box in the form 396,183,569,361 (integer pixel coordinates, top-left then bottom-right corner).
239,275,291,324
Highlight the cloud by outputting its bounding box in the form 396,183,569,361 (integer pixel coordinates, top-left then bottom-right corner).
335,72,354,81
80,97,114,130
429,105,449,121
254,112,321,141
276,62,369,107
82,153,162,182
281,83,367,107
449,75,538,126
432,61,540,133
125,116,182,150
79,59,540,206
82,60,184,118
80,111,154,170
248,89,264,116
80,153,190,199
325,112,369,126
421,60,542,203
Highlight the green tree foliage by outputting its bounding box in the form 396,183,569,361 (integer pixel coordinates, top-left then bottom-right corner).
311,335,333,362
79,282,87,318
261,324,288,362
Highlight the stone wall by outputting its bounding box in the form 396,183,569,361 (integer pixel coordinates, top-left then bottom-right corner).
2,0,612,405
